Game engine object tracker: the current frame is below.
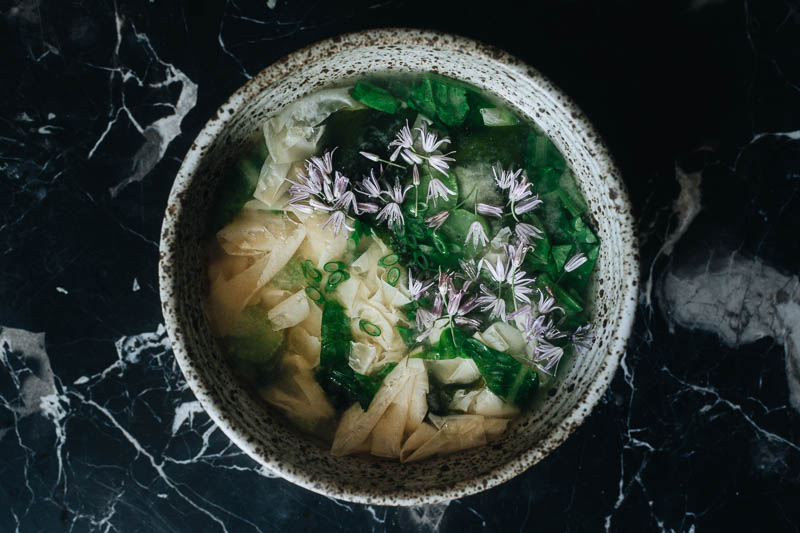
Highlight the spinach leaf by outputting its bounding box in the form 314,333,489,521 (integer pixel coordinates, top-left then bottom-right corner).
449,125,528,168
319,107,417,182
223,306,284,383
416,328,538,406
315,299,395,410
351,81,400,114
208,139,268,233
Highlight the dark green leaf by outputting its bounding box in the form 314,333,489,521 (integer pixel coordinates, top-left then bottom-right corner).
208,139,268,233
351,81,400,114
450,125,528,168
438,328,538,405
407,78,437,119
316,299,394,410
432,81,469,126
223,307,284,385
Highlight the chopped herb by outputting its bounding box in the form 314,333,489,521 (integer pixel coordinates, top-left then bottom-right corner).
359,320,381,337
378,253,399,267
386,266,401,286
324,261,347,273
302,260,323,283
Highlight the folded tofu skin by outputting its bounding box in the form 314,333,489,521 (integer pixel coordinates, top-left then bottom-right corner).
204,73,599,461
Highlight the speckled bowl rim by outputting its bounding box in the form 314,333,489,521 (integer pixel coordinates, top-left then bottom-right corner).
159,28,638,505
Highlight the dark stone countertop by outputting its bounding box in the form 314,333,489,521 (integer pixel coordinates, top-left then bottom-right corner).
2,1,799,531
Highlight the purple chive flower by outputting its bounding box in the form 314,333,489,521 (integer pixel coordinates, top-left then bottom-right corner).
465,221,489,248
476,203,504,218
359,151,380,162
509,270,535,304
322,210,353,234
516,222,544,243
425,210,450,230
458,258,480,282
437,269,453,296
412,164,420,186
506,242,528,271
493,166,522,190
286,151,359,234
359,202,380,214
480,256,509,284
375,178,412,231
444,285,480,329
514,195,543,215
358,169,383,198
427,152,456,176
376,203,404,230
427,177,456,206
572,324,594,350
407,270,434,300
401,148,423,165
508,176,533,203
417,125,451,153
535,341,565,374
535,288,563,315
389,121,415,161
564,252,588,272
475,284,506,320
310,147,336,174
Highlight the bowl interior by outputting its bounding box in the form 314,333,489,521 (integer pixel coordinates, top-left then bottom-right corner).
159,30,638,505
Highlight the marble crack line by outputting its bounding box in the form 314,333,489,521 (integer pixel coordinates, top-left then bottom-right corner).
662,367,800,453
87,5,198,198
69,391,267,533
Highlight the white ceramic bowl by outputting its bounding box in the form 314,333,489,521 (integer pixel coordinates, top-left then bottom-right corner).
159,28,638,505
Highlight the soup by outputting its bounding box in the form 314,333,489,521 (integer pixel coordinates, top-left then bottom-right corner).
204,73,599,461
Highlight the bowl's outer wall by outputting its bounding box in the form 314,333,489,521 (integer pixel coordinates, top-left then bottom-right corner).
159,29,639,505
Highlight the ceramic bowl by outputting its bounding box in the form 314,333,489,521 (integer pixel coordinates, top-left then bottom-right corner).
159,28,638,505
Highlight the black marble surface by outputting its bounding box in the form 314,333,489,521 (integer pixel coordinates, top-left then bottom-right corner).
2,1,800,531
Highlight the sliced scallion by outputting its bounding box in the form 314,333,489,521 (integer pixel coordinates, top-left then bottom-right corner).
305,286,324,303
386,267,400,286
302,260,322,282
412,251,430,270
359,320,381,337
324,270,350,292
378,253,399,267
323,261,346,273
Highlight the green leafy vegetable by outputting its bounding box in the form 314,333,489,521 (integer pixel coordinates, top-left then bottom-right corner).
316,299,393,410
208,139,268,233
271,258,303,291
536,274,583,316
450,125,528,168
351,81,400,114
395,325,417,348
319,107,417,181
416,328,538,406
407,78,437,119
223,306,284,383
431,81,469,126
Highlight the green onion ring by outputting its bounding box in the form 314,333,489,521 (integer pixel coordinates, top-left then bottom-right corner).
378,253,399,267
359,320,381,336
302,260,322,282
305,286,324,303
386,267,400,286
323,261,346,273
